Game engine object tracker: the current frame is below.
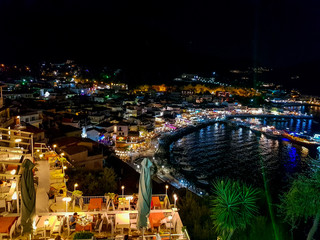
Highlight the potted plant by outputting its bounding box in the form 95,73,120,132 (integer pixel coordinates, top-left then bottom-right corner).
73,190,83,197
105,192,116,210
73,231,94,239
105,192,115,200
72,190,83,206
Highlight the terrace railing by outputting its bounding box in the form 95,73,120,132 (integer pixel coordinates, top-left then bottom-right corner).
67,193,169,206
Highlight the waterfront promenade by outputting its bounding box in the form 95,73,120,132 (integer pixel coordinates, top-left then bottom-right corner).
226,113,313,119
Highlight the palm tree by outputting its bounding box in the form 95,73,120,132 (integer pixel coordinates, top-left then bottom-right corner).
210,179,259,240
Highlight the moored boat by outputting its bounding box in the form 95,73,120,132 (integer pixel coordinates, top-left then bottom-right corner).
282,131,320,148
250,125,262,136
198,179,209,185
261,126,283,140
182,165,194,172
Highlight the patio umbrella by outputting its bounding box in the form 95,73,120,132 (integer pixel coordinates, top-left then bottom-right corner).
137,158,153,234
21,158,36,234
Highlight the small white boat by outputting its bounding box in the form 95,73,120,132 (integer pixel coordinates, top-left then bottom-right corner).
196,174,207,180
198,180,209,185
182,166,194,171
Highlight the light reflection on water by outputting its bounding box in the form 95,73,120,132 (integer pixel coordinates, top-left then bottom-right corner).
171,117,318,194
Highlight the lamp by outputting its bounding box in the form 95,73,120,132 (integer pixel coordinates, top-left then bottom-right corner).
173,194,178,208
15,138,22,148
53,144,57,151
74,183,78,191
11,169,16,175
62,197,72,212
165,185,169,196
121,185,125,199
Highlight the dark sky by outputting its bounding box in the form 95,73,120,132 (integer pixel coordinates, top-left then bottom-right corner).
1,0,320,72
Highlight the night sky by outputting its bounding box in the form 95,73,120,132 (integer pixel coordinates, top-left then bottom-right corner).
1,0,320,90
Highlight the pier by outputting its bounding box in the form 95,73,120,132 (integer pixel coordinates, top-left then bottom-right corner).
226,113,313,120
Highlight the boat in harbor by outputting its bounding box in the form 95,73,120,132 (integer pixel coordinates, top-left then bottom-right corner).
250,125,262,136
182,165,194,172
196,174,207,180
282,131,320,148
198,179,209,185
261,126,283,140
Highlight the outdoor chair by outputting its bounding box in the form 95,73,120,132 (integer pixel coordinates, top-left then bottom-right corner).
0,199,6,212
67,217,76,237
9,220,17,240
106,196,115,211
79,197,84,210
50,216,64,236
34,215,39,225
129,221,137,234
103,213,114,236
165,217,176,232
98,219,104,234
15,216,21,234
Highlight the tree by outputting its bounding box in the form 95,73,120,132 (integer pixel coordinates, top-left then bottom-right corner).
178,191,215,240
210,179,259,240
66,167,117,196
100,167,117,193
279,171,320,240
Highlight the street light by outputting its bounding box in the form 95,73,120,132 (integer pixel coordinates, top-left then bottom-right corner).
62,197,72,212
121,185,125,199
165,185,169,196
74,183,78,191
173,194,178,208
53,144,57,152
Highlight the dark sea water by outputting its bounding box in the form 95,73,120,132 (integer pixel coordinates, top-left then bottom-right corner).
170,106,320,195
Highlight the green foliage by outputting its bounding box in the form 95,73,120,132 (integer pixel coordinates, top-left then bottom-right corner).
279,171,320,238
105,192,116,199
66,167,117,196
178,191,216,240
100,167,117,193
72,190,83,197
210,179,259,239
59,157,68,163
280,172,320,222
73,231,94,239
233,216,290,240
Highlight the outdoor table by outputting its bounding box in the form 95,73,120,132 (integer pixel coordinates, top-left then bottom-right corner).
75,222,92,232
115,213,130,234
152,234,170,240
0,217,17,234
36,215,57,233
118,199,130,210
88,198,103,211
149,212,165,229
151,196,161,209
